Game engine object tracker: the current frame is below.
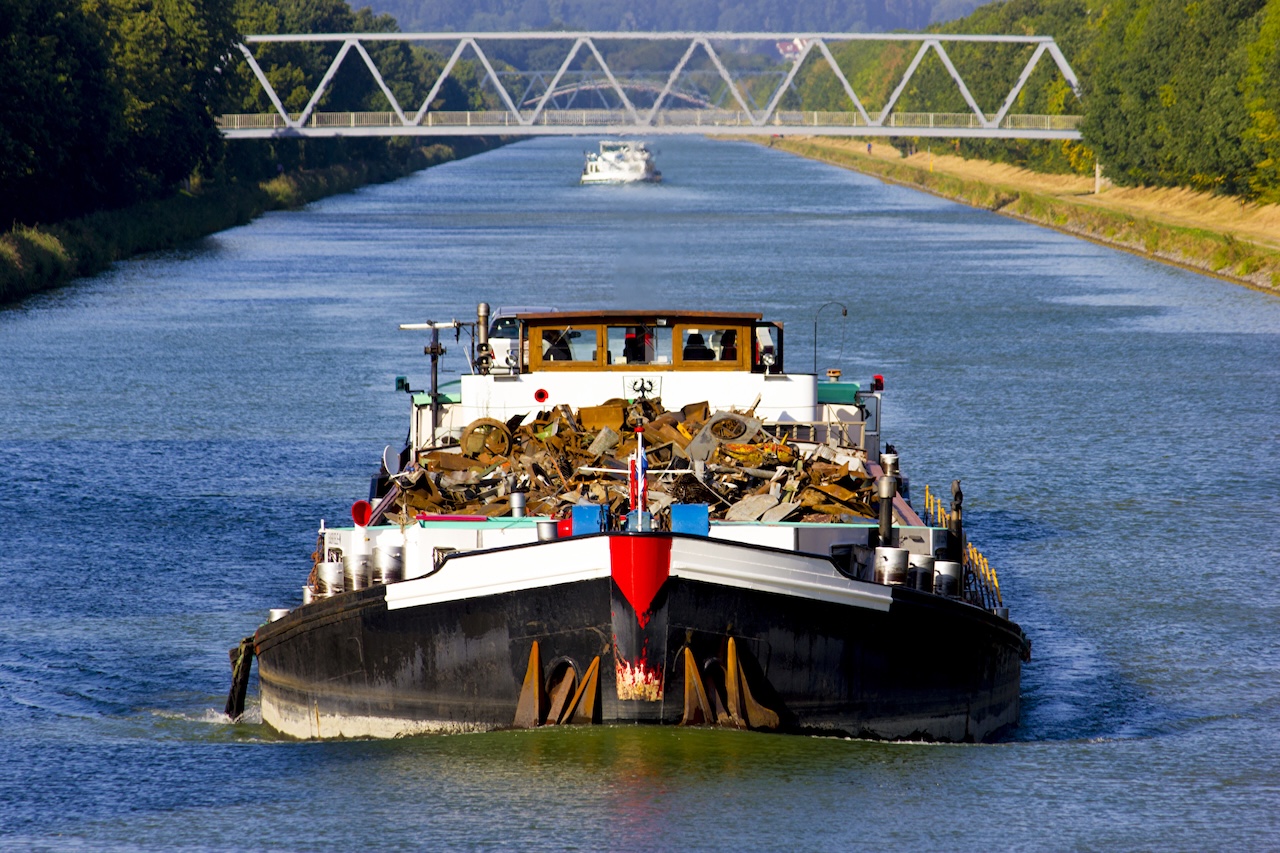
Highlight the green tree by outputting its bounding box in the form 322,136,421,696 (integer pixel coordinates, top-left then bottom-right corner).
0,0,121,225
220,0,483,175
1085,0,1267,194
1241,0,1280,201
90,0,239,200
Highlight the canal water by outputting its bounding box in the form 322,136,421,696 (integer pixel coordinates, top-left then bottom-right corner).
2,137,1277,850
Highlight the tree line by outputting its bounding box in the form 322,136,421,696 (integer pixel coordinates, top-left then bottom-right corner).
0,0,483,229
5,0,1277,231
788,0,1280,202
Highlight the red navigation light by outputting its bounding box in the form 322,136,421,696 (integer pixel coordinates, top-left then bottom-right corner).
872,374,884,391
534,388,549,403
351,500,372,527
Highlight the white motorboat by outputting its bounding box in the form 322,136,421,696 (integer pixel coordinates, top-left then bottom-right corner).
581,141,662,184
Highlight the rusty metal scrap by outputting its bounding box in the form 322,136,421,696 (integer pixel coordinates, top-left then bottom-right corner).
385,398,874,525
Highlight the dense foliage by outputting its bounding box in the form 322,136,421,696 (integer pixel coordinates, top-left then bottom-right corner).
0,0,482,228
1086,0,1278,198
784,0,1280,199
221,0,480,182
1,0,118,225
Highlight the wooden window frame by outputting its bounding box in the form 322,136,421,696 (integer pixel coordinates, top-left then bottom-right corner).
672,323,748,370
524,317,754,373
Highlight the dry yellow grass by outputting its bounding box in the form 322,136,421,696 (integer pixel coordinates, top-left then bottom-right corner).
780,137,1280,292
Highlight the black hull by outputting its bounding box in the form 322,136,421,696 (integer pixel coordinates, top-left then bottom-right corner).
256,536,1024,741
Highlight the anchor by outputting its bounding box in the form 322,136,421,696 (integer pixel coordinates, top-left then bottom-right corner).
513,637,784,730
513,642,602,728
680,638,783,731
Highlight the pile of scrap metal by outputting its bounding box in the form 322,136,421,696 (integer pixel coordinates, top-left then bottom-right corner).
379,398,877,526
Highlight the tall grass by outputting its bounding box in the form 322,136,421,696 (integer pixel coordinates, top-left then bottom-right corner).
1,142,481,304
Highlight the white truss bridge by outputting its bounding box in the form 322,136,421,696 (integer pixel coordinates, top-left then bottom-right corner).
219,32,1083,141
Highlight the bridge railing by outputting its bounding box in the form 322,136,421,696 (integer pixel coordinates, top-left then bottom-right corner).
218,110,1083,133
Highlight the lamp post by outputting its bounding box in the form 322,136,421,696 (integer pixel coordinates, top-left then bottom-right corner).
813,301,848,375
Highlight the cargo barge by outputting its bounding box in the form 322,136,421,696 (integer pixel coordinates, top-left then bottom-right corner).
227,303,1028,741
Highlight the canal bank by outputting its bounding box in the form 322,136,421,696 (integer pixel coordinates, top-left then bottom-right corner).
766,137,1280,296
0,139,504,305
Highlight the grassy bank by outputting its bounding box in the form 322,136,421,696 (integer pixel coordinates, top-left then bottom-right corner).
767,138,1280,296
0,141,494,305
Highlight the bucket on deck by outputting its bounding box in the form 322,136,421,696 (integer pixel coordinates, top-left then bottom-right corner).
873,547,909,585
316,561,344,596
536,520,559,541
907,553,935,592
301,585,314,606
934,560,962,596
372,546,403,585
344,554,370,591
269,608,290,622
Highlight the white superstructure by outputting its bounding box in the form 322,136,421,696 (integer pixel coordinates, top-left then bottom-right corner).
581,140,661,184
405,306,878,459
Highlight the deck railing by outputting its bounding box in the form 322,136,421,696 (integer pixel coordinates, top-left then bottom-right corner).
761,420,865,449
924,484,1002,608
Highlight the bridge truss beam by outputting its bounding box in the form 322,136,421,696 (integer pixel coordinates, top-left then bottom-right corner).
222,31,1083,141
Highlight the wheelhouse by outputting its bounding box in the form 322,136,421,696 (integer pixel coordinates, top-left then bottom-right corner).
489,310,785,375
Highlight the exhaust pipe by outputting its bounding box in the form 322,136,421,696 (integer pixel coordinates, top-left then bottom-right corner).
877,473,895,547
477,302,490,348
476,302,492,374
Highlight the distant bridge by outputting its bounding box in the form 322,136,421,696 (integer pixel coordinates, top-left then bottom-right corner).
219,32,1083,141
520,80,718,111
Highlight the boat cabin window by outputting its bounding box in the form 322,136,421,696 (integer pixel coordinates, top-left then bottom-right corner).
523,313,766,372
680,327,740,362
752,323,785,373
606,325,672,365
540,327,597,362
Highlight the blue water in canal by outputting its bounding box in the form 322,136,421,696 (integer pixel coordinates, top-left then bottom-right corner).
2,137,1277,850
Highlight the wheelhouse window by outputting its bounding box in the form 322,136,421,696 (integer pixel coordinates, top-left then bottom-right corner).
606,325,672,366
523,313,765,372
680,327,741,362
539,327,597,362
752,323,784,373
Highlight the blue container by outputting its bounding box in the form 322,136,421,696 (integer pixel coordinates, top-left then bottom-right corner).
670,503,710,536
625,510,653,532
571,503,607,535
